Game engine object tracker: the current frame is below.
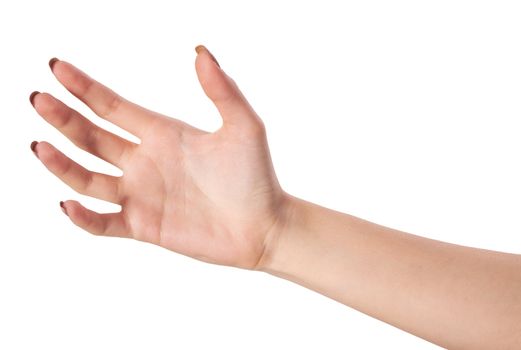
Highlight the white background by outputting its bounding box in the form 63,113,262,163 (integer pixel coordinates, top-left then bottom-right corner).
1,1,520,349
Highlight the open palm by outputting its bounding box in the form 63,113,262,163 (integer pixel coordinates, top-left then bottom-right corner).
31,47,287,269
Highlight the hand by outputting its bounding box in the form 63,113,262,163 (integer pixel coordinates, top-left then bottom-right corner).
30,46,289,270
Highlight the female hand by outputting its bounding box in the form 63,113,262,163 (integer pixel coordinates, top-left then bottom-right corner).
30,46,521,349
30,46,288,270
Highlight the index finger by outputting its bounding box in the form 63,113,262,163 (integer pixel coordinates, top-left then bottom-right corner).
49,58,156,138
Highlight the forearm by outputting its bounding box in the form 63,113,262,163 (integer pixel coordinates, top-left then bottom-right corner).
259,194,521,349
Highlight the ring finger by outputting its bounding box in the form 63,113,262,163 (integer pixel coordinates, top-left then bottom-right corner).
32,141,121,204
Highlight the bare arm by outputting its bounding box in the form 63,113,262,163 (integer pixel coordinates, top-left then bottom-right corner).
30,46,521,349
259,195,521,349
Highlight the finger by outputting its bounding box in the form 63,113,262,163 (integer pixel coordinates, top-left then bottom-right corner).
60,200,129,238
32,92,135,168
34,141,121,204
49,58,155,137
194,45,263,130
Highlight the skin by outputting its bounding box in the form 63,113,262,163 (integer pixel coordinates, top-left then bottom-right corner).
31,46,521,349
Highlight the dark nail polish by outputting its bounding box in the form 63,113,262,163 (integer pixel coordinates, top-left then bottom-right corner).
195,45,220,68
59,201,68,216
30,141,39,158
49,57,59,70
195,45,205,55
29,91,40,107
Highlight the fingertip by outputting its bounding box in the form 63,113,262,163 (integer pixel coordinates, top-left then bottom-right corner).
195,51,235,104
30,140,38,153
48,59,82,92
195,44,205,55
49,57,59,71
33,141,55,158
61,201,127,238
32,92,60,116
59,200,68,216
33,141,67,172
59,200,100,237
29,91,40,107
194,50,259,129
61,200,85,225
195,48,217,78
195,45,220,68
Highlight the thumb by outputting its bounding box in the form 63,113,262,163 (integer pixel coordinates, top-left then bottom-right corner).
194,45,261,129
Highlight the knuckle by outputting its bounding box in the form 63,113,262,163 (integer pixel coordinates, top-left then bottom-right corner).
102,93,123,119
56,108,75,130
79,173,94,196
113,176,123,202
245,116,267,137
58,156,73,177
83,126,99,154
81,79,95,99
85,212,103,236
43,148,65,173
42,101,61,117
117,142,134,166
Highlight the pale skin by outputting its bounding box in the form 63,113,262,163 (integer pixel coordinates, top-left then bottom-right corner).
30,46,521,349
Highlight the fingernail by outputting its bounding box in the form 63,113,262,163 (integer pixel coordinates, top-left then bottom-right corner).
49,57,59,71
29,91,40,107
195,45,220,68
59,201,68,216
30,140,39,158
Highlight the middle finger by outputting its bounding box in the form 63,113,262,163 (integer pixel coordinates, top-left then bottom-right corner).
31,92,135,168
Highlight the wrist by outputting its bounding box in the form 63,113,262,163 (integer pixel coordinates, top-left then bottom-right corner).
254,192,299,272
254,195,352,295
